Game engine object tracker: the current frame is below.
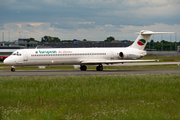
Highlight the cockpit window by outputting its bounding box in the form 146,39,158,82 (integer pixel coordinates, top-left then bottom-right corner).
12,53,17,55
11,52,21,56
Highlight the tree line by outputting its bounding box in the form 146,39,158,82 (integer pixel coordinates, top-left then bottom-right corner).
41,36,60,42
32,36,180,51
40,36,117,42
145,40,180,51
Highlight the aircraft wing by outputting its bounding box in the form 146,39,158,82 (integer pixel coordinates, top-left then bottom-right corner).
81,59,155,64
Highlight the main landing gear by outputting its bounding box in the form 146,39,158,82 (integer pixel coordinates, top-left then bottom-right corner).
11,66,15,72
96,64,103,71
80,65,87,71
80,64,103,71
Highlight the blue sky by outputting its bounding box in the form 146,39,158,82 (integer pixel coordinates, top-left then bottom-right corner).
0,0,180,41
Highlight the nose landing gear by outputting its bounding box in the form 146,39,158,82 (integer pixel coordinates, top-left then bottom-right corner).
11,66,15,72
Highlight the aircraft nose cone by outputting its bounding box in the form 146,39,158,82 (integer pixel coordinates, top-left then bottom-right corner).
3,57,13,65
3,58,8,64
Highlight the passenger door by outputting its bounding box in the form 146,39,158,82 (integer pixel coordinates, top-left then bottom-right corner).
23,51,28,61
110,51,114,60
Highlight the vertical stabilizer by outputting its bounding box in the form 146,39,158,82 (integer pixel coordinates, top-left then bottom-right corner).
128,30,174,50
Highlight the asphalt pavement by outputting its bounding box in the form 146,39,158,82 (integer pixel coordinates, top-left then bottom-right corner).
0,69,180,76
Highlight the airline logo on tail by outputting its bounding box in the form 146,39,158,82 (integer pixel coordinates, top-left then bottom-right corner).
137,39,146,46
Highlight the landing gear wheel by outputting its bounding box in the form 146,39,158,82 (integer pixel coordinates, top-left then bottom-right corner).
80,65,87,71
11,68,15,72
96,64,103,71
11,66,15,72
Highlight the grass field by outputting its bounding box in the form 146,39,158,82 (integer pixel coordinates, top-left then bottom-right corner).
0,75,180,120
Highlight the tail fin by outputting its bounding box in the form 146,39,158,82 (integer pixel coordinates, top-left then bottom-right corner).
128,30,174,50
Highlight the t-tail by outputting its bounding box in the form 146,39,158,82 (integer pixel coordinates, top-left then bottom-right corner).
129,30,174,50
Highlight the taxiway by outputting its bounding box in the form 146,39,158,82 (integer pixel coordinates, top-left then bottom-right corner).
0,69,180,76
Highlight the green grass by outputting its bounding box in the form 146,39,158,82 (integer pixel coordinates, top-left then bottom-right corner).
0,75,180,119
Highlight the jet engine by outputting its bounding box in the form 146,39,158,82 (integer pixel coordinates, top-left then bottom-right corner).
119,52,142,59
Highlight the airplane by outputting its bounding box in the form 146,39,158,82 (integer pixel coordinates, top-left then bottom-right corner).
3,30,174,72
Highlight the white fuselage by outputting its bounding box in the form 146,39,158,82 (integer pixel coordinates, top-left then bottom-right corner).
5,30,172,68
4,47,146,66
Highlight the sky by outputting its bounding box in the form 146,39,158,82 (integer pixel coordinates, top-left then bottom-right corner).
0,0,180,42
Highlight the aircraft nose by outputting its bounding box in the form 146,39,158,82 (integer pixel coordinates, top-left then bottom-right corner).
3,57,13,65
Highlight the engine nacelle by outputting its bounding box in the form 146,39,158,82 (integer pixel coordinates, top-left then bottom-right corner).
119,52,142,59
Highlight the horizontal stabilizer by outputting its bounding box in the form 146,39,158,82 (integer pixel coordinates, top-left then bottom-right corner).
137,30,174,35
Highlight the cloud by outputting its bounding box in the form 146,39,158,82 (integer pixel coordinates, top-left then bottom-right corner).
0,0,179,42
50,22,96,30
0,22,179,42
50,22,75,29
1,0,179,26
0,27,5,30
